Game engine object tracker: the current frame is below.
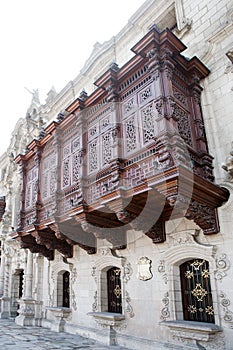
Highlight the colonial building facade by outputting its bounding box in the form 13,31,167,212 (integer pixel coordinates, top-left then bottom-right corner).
0,1,233,349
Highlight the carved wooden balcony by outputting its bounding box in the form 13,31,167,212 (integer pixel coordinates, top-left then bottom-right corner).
14,27,229,259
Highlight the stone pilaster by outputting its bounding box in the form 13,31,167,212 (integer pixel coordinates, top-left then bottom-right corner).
15,249,35,326
0,254,11,318
0,254,5,297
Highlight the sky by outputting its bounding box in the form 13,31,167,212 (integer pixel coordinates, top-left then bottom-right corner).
0,0,146,156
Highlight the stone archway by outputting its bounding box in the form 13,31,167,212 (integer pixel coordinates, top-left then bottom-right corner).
11,269,24,317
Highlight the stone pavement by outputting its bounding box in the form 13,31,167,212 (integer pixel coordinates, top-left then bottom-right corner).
0,319,130,350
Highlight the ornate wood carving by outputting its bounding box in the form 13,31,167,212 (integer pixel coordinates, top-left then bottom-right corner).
57,219,97,255
145,219,166,244
31,228,73,258
17,234,54,260
14,26,229,256
185,201,219,235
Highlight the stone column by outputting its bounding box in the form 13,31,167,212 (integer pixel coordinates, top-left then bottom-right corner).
0,254,5,297
15,249,35,326
0,253,11,318
25,250,33,299
33,253,43,326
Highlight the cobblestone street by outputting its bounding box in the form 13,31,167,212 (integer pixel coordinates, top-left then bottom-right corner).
0,319,130,350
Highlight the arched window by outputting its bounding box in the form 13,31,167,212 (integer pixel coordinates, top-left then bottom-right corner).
180,259,214,323
63,271,70,308
19,270,24,298
107,267,122,313
57,271,70,308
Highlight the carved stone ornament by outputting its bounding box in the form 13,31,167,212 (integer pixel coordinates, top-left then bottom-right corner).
215,254,230,281
125,290,135,318
136,257,153,281
71,267,78,284
219,291,233,326
71,289,77,311
158,260,165,273
164,320,223,349
98,247,113,256
169,230,197,246
92,291,98,312
160,292,170,321
222,141,233,179
122,262,133,283
91,267,97,284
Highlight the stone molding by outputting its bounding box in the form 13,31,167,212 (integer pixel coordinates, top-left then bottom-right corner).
91,247,134,322
158,229,224,328
47,306,72,332
174,0,192,38
87,311,125,328
161,321,222,342
50,257,76,310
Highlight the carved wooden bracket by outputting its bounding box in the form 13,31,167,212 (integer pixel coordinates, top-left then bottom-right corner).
31,229,73,258
17,234,54,260
185,201,219,235
145,219,166,243
58,218,97,255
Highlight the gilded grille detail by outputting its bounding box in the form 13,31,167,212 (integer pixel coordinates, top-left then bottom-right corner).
191,283,208,301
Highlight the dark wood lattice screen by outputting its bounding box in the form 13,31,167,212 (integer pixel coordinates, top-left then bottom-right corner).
63,271,70,308
180,259,214,323
107,267,122,313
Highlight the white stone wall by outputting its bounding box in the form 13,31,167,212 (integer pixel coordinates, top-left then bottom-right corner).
179,0,233,182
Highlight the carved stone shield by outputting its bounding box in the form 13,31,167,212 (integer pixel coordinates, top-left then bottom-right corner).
137,257,153,281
